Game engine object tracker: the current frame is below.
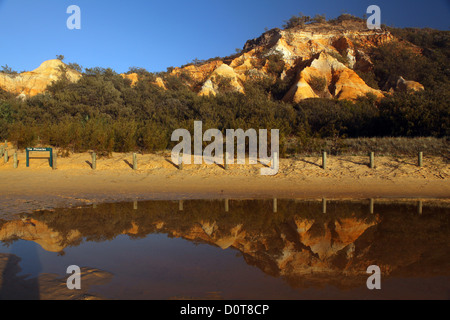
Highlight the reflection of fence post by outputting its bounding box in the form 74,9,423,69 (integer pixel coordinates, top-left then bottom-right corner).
418,201,423,215
369,152,374,169
418,152,423,167
179,200,184,211
133,153,137,170
133,200,138,210
13,152,18,168
322,151,327,169
273,198,277,213
322,198,327,214
225,198,229,212
92,152,96,170
370,198,374,214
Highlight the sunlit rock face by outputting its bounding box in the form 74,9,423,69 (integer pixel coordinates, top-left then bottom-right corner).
170,19,394,101
396,76,425,93
282,52,384,102
0,59,81,98
120,73,139,86
1,20,401,101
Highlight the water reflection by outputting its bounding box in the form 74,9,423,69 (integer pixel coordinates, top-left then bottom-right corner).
0,199,449,299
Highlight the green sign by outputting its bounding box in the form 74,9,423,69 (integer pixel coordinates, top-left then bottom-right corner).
26,147,53,167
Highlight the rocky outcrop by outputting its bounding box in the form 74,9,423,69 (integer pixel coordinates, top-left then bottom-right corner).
121,73,139,86
172,60,223,84
199,64,245,96
153,76,167,89
1,19,402,102
170,20,393,101
120,73,167,90
396,76,425,93
0,59,81,98
283,52,384,102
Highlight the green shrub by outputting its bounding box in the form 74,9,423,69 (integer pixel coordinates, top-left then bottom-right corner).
309,76,327,92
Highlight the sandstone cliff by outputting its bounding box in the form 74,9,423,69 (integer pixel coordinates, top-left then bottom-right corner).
169,19,396,101
1,19,427,102
0,59,81,98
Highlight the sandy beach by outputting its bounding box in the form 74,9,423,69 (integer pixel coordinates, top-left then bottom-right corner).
0,149,448,217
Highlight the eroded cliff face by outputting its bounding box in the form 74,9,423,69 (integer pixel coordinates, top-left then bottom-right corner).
169,20,394,101
0,59,81,98
1,20,417,102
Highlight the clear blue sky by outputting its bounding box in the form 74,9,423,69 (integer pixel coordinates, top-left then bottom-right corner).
0,0,448,73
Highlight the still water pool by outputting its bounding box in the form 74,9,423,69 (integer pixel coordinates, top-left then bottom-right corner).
0,199,449,299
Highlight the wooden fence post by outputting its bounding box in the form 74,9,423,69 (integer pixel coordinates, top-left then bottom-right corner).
224,152,229,170
273,151,279,171
178,154,183,170
322,151,327,170
133,153,137,170
92,152,96,170
13,152,18,168
52,152,57,170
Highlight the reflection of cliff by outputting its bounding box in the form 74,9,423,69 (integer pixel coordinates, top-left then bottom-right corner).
0,219,138,253
0,219,81,252
1,200,449,289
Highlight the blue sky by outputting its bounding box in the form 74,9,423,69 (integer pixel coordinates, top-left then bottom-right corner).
0,0,448,73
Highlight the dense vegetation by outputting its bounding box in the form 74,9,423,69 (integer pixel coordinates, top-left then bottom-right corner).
0,17,448,156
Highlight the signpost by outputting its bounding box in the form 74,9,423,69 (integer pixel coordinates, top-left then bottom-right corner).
26,147,53,168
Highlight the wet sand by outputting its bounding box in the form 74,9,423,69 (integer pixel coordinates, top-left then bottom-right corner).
0,253,112,300
0,150,449,216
